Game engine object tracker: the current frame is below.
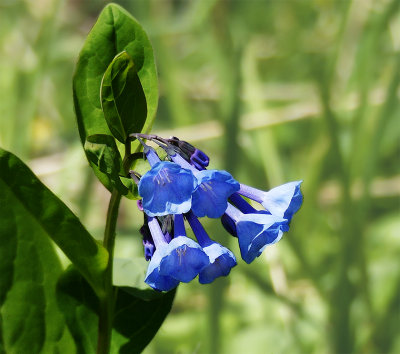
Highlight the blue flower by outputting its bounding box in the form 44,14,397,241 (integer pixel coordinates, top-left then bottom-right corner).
185,211,237,283
199,243,237,284
191,170,240,218
157,236,210,282
224,204,288,264
130,134,304,290
144,215,209,291
168,153,239,218
138,161,197,217
238,181,303,222
145,247,180,291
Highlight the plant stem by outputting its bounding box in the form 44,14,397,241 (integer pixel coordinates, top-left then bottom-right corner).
97,189,122,354
97,141,131,353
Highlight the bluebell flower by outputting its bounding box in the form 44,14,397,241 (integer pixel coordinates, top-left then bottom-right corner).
129,133,303,290
140,137,239,218
144,215,209,291
191,170,239,218
238,181,303,222
185,211,236,284
138,160,197,217
158,214,209,282
224,204,288,264
145,247,180,291
169,153,239,218
144,216,180,291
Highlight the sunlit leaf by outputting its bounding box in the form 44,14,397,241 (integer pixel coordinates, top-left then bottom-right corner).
73,3,158,191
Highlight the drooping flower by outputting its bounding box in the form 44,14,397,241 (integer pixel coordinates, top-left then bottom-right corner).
129,133,303,290
138,160,197,217
238,181,303,222
191,170,239,218
144,216,180,291
144,215,209,291
158,214,209,283
185,211,236,284
224,204,288,264
167,152,239,218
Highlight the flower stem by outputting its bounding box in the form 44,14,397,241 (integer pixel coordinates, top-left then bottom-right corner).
97,189,122,354
97,141,130,354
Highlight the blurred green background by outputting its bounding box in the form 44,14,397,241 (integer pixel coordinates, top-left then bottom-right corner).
1,0,399,353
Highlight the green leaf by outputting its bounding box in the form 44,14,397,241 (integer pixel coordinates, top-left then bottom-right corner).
56,268,99,354
73,3,158,191
101,51,147,143
57,268,176,354
0,148,108,296
85,134,124,177
0,162,75,352
114,286,175,354
84,134,139,199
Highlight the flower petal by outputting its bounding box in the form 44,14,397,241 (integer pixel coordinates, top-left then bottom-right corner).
236,213,288,264
191,170,240,218
158,236,209,282
139,161,196,216
199,243,237,284
261,181,303,221
145,247,180,291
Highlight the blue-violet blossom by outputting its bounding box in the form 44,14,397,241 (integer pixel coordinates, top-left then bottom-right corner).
129,134,303,291
144,215,209,291
224,204,288,264
185,211,236,284
138,147,197,216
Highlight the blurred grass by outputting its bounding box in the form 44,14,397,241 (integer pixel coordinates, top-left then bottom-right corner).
1,0,399,353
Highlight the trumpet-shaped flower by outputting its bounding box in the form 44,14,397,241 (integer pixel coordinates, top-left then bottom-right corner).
224,204,288,264
185,211,236,283
191,170,239,218
131,134,303,290
238,181,303,222
144,217,180,291
138,161,196,217
144,215,209,291
169,153,239,218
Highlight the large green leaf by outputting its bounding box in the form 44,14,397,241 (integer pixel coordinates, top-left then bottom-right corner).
56,268,99,354
73,3,158,191
57,268,176,354
0,161,75,352
0,148,108,296
101,51,147,144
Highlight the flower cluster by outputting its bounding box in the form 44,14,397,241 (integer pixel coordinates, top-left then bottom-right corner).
131,134,303,291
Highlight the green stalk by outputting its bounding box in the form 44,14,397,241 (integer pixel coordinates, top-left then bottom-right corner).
97,142,131,354
97,189,122,354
